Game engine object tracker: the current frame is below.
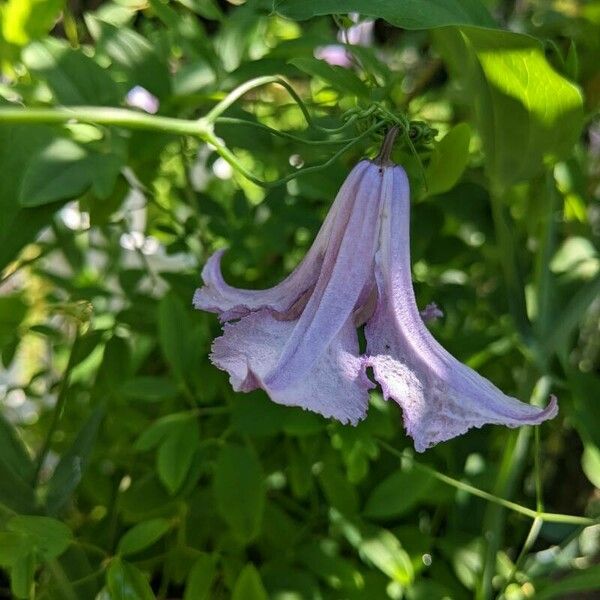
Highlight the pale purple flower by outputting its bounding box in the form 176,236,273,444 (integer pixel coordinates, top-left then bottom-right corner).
193,153,557,452
125,86,159,114
420,302,443,323
315,14,374,68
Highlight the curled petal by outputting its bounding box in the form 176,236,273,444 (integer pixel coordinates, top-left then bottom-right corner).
365,165,558,452
211,310,372,424
193,161,371,320
264,161,383,391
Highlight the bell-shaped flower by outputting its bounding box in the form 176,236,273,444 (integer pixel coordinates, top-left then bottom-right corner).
193,151,557,451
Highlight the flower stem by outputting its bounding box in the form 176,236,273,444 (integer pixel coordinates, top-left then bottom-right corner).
376,125,400,166
377,439,596,527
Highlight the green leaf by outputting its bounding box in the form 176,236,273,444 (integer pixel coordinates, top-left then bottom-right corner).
275,0,496,29
1,0,64,47
0,124,63,271
19,137,87,206
547,275,600,356
0,532,30,568
45,407,105,515
213,444,265,543
231,564,268,600
85,16,171,99
364,465,434,519
22,38,120,105
9,552,35,600
134,412,194,452
117,518,171,557
425,123,471,196
175,0,223,20
0,461,36,514
7,516,72,561
184,553,217,600
0,294,28,348
19,138,121,207
289,57,370,98
121,376,179,402
581,445,600,489
107,559,156,600
158,293,192,384
157,419,199,495
359,529,414,585
435,27,584,187
317,459,359,516
0,412,34,482
535,564,600,600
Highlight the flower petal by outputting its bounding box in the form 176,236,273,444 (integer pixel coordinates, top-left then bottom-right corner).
365,165,558,452
193,161,371,320
264,161,383,392
211,309,372,424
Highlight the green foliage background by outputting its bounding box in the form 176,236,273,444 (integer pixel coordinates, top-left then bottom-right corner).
0,0,599,599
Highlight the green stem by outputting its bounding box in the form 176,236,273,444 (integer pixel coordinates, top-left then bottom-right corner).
496,516,543,599
0,106,209,136
205,76,311,125
534,426,544,513
203,119,385,188
32,327,81,486
377,440,594,526
215,117,357,145
478,394,535,599
0,102,385,188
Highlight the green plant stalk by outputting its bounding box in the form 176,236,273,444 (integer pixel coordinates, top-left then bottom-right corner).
215,117,357,145
480,170,563,599
489,184,531,341
496,516,543,599
377,440,594,526
202,120,385,188
0,106,385,188
204,75,313,125
533,172,559,344
32,327,81,487
0,106,210,136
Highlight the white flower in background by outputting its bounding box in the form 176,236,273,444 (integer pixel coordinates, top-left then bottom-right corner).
125,86,160,114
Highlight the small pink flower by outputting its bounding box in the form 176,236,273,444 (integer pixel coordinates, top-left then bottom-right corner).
194,154,557,451
314,14,374,68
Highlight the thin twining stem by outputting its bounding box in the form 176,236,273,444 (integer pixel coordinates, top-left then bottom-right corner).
215,117,358,145
0,102,383,188
203,75,368,133
497,516,543,599
377,440,596,526
203,119,386,188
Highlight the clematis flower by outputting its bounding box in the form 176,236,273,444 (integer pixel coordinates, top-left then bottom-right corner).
193,131,557,451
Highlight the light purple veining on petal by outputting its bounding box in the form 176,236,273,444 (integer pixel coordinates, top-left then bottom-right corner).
420,302,443,323
211,310,373,424
264,162,383,391
209,161,382,423
193,161,370,320
365,164,558,452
